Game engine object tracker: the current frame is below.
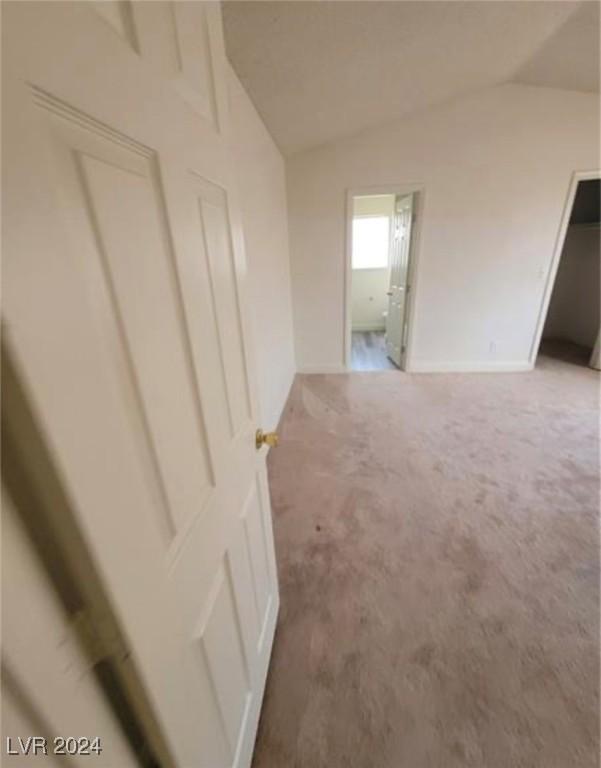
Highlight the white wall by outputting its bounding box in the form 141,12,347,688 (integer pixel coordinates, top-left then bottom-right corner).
351,194,394,331
287,84,600,372
352,269,388,331
228,67,296,427
543,225,600,348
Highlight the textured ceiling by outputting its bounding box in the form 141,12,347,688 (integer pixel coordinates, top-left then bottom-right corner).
222,1,600,156
515,2,600,93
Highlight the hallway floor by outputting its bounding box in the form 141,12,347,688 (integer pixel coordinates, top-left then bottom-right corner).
351,330,398,371
254,352,600,768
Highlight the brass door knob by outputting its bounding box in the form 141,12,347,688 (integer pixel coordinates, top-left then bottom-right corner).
256,429,279,450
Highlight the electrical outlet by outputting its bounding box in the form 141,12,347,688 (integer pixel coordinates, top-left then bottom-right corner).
489,340,497,354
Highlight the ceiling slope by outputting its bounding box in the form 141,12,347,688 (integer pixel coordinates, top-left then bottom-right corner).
223,1,598,156
514,1,600,93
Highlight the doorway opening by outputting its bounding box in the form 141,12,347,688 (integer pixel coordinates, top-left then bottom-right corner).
535,176,600,370
346,189,420,371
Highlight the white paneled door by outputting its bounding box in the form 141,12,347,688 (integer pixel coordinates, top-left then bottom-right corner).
385,194,414,368
2,3,279,766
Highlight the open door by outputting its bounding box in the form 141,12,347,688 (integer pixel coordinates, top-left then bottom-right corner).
2,3,279,766
385,194,414,368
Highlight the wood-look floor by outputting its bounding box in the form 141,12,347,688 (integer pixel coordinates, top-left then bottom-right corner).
351,330,398,371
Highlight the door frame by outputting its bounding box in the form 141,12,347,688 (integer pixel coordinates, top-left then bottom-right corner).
529,169,601,365
344,183,425,371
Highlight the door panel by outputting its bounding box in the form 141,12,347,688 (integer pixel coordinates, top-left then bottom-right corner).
48,108,214,541
92,1,138,51
386,194,414,367
192,174,253,436
132,1,218,126
197,560,251,755
243,483,273,635
2,3,279,767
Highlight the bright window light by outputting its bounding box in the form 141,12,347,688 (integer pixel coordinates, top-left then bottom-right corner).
352,216,390,269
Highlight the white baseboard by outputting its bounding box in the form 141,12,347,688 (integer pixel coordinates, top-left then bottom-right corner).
352,324,386,332
407,359,534,373
298,363,348,374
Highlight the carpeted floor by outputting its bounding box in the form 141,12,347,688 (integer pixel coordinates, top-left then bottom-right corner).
253,350,600,768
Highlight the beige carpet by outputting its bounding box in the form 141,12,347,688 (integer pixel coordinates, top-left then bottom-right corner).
253,350,600,768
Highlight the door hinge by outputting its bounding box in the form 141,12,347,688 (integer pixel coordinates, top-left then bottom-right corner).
70,608,130,666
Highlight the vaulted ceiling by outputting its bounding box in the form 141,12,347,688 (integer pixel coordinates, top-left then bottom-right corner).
222,1,600,156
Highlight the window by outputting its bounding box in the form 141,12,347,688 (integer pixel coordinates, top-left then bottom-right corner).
352,216,390,269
